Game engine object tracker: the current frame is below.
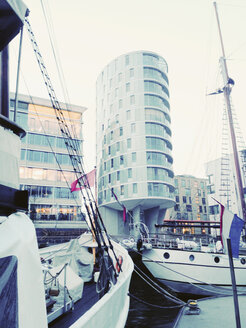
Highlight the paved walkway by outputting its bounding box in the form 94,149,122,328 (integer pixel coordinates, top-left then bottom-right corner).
175,295,246,328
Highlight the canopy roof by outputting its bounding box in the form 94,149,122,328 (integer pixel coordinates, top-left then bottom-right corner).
0,0,28,51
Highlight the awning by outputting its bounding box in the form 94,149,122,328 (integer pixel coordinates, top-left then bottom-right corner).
0,0,29,51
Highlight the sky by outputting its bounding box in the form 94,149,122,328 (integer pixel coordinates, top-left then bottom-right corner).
9,0,246,178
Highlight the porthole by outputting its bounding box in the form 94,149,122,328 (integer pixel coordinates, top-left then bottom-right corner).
163,252,170,259
241,258,246,265
189,254,195,262
214,256,220,263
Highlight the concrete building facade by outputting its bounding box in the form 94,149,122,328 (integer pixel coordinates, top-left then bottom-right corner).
96,51,175,237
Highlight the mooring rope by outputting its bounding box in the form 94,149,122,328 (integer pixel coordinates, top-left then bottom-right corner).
128,292,184,309
133,248,246,296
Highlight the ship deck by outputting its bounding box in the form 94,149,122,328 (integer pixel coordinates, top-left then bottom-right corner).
48,281,98,328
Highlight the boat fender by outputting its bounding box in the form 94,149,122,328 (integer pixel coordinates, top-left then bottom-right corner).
49,278,60,297
116,255,123,273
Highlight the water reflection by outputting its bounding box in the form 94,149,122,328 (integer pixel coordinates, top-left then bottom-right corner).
125,259,181,328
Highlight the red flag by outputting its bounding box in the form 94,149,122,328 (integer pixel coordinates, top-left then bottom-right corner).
112,188,127,223
123,206,126,223
71,168,96,192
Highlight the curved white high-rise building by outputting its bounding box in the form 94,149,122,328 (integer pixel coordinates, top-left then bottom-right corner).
96,51,175,236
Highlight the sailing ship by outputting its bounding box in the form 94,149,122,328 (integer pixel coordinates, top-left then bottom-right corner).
0,1,133,327
142,1,246,297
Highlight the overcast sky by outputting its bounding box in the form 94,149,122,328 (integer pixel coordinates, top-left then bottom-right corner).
9,0,246,178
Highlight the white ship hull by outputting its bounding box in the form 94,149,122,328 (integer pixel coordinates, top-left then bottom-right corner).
41,236,134,328
0,213,134,328
142,247,246,296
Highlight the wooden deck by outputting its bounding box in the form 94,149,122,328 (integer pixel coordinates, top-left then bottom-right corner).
49,281,98,328
175,295,246,327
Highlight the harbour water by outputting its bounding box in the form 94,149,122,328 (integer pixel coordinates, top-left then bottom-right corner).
125,256,181,328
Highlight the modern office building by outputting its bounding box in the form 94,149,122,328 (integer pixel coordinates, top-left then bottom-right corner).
10,92,86,222
96,51,175,236
164,175,210,235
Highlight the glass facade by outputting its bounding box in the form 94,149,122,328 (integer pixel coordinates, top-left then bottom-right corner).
10,94,85,221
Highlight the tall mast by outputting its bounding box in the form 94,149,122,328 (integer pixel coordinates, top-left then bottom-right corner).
214,2,246,221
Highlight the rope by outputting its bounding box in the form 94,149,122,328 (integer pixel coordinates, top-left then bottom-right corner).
128,292,184,310
134,264,185,305
135,248,246,296
25,17,120,276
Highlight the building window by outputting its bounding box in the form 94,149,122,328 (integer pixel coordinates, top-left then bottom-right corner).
185,188,191,196
208,175,214,184
183,196,187,203
145,108,168,124
199,206,203,213
111,158,114,168
109,174,111,183
108,146,111,155
174,204,180,211
126,110,131,120
104,162,106,170
130,68,134,77
118,72,122,82
186,205,192,212
110,131,113,140
125,55,129,65
119,99,123,108
175,196,179,203
115,88,119,97
130,95,135,105
147,167,168,180
133,183,137,193
210,205,219,214
128,168,132,178
126,83,130,93
207,185,215,194
116,142,120,152
202,198,206,205
127,138,131,148
117,171,120,181
120,127,123,136
131,123,136,133
146,137,167,151
147,182,169,197
181,179,186,187
132,152,136,162
120,185,124,195
120,155,124,165
115,114,119,123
